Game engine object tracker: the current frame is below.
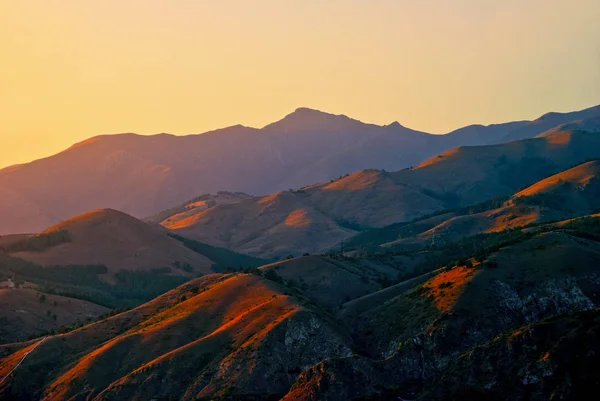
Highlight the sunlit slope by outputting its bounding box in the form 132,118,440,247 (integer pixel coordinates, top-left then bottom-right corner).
371,159,600,250
0,273,352,400
166,129,600,258
9,209,216,276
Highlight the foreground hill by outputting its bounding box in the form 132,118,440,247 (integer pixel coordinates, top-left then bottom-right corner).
2,105,599,235
283,215,600,400
165,129,600,258
2,214,599,399
0,273,352,400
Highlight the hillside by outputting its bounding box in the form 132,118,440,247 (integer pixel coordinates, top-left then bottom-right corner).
0,209,266,308
282,215,600,400
146,191,252,224
165,129,600,258
2,214,599,399
0,289,107,344
2,105,599,235
345,160,600,253
8,209,217,276
0,273,353,400
258,255,383,308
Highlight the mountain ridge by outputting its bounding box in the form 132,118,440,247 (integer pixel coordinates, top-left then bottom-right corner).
1,104,599,235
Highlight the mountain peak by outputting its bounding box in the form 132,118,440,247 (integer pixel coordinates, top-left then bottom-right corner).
262,107,372,133
387,121,404,129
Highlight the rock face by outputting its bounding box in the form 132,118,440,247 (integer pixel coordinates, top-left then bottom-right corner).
421,308,600,400
283,225,600,400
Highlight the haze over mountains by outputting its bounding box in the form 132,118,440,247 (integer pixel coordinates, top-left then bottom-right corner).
163,126,600,258
2,104,600,235
2,101,600,400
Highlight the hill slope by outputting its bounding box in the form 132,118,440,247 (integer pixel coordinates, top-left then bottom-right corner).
2,105,599,234
0,289,107,344
8,209,216,276
0,273,352,400
165,129,600,258
344,160,600,252
283,215,600,400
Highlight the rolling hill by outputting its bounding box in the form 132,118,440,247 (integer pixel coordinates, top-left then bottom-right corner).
0,273,353,400
0,209,266,309
345,159,600,253
8,209,217,276
2,104,599,235
164,129,600,258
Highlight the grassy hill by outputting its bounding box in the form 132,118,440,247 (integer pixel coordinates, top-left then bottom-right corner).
0,209,266,309
0,273,353,400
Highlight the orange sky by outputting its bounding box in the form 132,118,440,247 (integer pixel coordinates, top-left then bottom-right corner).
1,0,600,168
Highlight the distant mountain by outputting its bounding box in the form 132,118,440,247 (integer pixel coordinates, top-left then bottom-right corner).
2,104,599,234
501,104,600,142
164,129,600,258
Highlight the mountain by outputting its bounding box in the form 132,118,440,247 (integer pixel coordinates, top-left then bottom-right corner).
3,214,599,400
2,105,599,235
284,214,600,400
500,104,600,142
0,273,353,400
344,159,600,252
164,129,600,258
8,209,217,276
0,209,266,309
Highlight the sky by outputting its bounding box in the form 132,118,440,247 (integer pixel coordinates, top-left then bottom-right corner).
1,0,600,168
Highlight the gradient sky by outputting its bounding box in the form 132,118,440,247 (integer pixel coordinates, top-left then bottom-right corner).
2,0,600,168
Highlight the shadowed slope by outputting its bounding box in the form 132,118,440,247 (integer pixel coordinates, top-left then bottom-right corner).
0,289,107,344
259,255,381,308
283,216,600,400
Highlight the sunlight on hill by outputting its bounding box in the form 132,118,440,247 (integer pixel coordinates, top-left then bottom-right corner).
284,209,313,228
323,170,383,191
423,265,479,313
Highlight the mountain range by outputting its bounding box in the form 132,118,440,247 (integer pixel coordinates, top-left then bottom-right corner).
2,103,600,400
1,104,599,235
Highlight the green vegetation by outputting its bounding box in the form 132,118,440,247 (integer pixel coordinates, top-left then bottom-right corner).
168,233,268,272
344,196,510,251
0,230,71,253
0,255,188,308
